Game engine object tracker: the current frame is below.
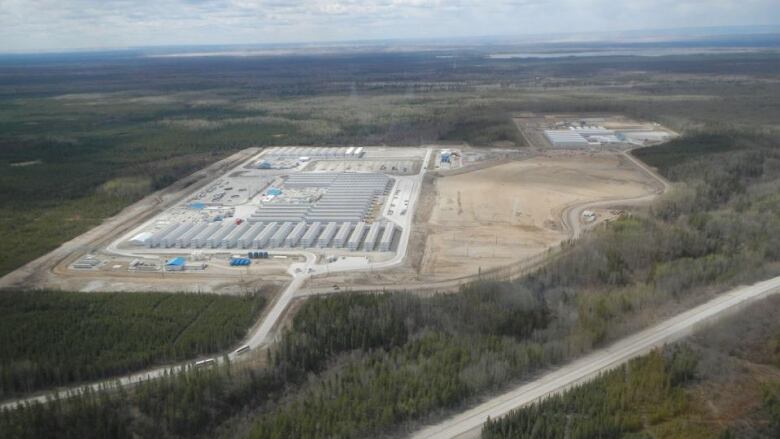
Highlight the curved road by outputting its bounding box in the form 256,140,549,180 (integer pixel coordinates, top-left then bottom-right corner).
562,149,670,239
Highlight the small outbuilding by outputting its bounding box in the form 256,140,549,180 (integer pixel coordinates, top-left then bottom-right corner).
165,257,186,271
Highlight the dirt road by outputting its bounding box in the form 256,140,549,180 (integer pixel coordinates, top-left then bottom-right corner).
409,274,780,439
561,149,670,239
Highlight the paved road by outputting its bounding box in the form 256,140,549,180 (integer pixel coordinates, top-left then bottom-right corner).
410,274,780,439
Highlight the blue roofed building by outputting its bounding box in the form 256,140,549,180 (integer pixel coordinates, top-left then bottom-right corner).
165,257,186,271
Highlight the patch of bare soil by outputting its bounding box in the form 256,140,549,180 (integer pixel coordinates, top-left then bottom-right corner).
420,152,657,280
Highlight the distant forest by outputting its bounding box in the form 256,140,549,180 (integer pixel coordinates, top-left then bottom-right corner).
3,49,780,438
2,50,780,274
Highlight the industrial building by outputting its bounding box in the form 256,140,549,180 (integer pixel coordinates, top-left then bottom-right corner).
379,223,396,251
317,222,338,247
249,172,391,224
147,224,179,248
301,222,322,247
221,223,250,248
545,123,672,148
544,130,590,148
129,232,152,246
239,223,265,248
362,222,383,251
333,222,352,248
254,222,279,248
207,224,237,248
284,222,308,247
164,257,186,271
125,147,414,254
262,146,365,159
177,223,207,248
347,222,367,251
191,223,221,248
269,222,294,247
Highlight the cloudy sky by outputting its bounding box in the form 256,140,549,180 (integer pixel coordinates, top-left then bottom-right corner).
1,0,779,53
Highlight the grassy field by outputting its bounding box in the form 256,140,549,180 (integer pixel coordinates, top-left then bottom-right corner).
0,290,267,398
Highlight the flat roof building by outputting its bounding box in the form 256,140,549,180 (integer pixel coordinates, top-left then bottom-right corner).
285,222,308,247
347,222,367,251
333,222,352,248
254,222,279,248
301,222,322,248
379,223,396,251
239,223,266,248
317,222,339,247
362,222,383,251
544,130,589,148
269,222,294,247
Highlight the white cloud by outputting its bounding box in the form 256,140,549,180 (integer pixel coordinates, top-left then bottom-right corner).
0,0,778,52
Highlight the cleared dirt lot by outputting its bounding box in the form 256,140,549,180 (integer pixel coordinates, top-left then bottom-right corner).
420,152,657,279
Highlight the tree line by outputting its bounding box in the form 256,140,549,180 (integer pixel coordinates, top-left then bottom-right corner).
0,290,266,398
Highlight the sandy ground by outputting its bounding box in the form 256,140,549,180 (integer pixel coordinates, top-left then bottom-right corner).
419,152,657,280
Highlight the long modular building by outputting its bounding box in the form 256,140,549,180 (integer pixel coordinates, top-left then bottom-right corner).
221,223,250,248
177,223,208,248
191,223,222,248
301,222,322,247
347,222,367,251
254,222,279,248
318,222,338,247
362,222,383,251
285,222,308,247
251,172,391,224
133,218,400,251
379,223,396,251
269,222,294,247
333,222,352,248
208,223,237,248
239,223,265,248
161,223,193,248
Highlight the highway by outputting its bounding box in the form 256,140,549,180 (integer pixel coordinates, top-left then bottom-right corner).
410,274,780,439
